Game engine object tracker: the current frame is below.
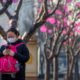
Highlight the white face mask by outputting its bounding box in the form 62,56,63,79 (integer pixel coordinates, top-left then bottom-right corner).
7,37,17,43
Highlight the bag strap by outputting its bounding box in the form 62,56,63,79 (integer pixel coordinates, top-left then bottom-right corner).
14,42,25,48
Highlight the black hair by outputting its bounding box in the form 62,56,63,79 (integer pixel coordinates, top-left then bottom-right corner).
7,28,20,36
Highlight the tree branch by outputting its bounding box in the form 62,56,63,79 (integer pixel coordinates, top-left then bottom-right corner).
23,0,59,42
0,0,12,15
46,0,61,18
0,26,6,40
23,21,46,42
1,1,12,19
36,1,46,23
15,0,23,19
44,0,48,15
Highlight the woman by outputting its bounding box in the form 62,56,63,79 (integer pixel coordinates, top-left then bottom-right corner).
0,28,30,80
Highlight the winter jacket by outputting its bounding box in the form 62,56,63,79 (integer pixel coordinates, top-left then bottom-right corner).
0,39,30,80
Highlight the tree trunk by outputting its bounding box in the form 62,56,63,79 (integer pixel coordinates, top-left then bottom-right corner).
53,56,58,80
64,53,70,80
45,60,51,80
74,56,79,80
64,54,69,80
67,58,74,80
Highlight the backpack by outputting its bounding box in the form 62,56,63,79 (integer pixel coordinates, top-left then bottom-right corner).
0,42,24,74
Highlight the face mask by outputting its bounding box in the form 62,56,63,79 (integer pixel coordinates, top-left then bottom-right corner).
7,37,17,43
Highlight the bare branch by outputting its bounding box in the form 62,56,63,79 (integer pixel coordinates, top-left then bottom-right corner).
0,26,6,40
72,36,79,50
0,0,12,15
36,2,46,23
15,0,23,19
75,48,80,56
46,0,61,18
1,1,12,19
44,43,52,60
44,0,48,15
1,0,23,23
23,20,46,42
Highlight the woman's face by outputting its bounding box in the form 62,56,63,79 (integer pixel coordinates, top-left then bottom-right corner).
7,31,18,43
7,31,17,38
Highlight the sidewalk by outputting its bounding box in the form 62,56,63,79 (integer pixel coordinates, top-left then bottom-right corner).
26,77,38,80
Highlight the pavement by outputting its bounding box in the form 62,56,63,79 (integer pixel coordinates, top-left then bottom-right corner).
26,77,38,80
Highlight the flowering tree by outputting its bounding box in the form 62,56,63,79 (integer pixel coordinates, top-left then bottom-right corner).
23,0,61,42
39,0,80,80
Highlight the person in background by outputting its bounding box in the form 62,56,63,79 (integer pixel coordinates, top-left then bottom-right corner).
0,28,30,80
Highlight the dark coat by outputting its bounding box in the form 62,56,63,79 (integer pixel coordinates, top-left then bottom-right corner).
0,39,30,80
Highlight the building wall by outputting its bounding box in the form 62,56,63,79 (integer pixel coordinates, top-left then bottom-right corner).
25,39,38,77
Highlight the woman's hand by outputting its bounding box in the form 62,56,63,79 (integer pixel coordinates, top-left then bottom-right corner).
3,49,9,56
3,49,15,56
9,50,15,56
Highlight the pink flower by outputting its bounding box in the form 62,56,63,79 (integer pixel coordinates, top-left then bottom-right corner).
66,0,72,3
46,17,55,24
55,10,62,15
38,0,43,3
76,2,80,8
40,25,47,32
57,20,60,27
75,22,80,34
62,30,66,35
48,10,51,14
48,29,52,34
63,42,67,46
70,32,74,36
63,18,67,27
63,5,68,12
37,9,42,13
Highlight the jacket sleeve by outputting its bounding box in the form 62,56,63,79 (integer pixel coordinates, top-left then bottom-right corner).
0,46,5,57
13,44,30,63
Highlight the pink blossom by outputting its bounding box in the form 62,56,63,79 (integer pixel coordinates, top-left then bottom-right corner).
66,0,72,3
46,17,55,24
63,18,67,27
75,2,80,7
38,0,43,3
48,10,51,14
75,22,80,34
57,20,60,27
62,30,66,35
40,25,47,32
75,23,80,27
37,9,42,13
63,5,68,12
70,32,74,36
63,42,67,46
48,29,52,34
55,10,62,15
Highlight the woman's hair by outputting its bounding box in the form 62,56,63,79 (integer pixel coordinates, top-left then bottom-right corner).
7,28,20,36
